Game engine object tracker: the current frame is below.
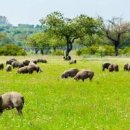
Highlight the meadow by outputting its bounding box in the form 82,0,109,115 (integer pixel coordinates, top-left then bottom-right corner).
0,56,129,130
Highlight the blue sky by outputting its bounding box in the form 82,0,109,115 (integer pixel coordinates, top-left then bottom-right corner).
0,0,129,25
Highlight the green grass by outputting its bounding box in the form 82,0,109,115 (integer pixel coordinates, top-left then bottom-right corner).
0,56,130,130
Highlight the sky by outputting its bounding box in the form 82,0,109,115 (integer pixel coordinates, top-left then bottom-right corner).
0,0,129,25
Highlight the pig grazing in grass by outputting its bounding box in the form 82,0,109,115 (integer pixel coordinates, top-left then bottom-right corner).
37,59,47,63
17,64,42,74
22,60,30,66
29,63,42,73
0,63,4,70
6,58,17,65
124,63,130,71
31,60,38,64
0,92,24,115
12,61,24,68
61,68,79,78
69,59,77,64
17,66,31,74
6,65,12,72
74,69,94,82
102,63,111,71
108,64,119,72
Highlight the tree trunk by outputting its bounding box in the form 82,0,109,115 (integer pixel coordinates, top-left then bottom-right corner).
105,31,121,56
34,48,39,54
114,42,119,56
40,49,44,55
53,47,56,52
63,37,77,60
64,42,72,60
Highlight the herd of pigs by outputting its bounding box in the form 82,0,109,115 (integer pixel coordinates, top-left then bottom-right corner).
0,58,129,115
0,58,47,74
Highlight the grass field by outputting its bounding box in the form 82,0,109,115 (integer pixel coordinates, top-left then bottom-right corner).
0,56,130,130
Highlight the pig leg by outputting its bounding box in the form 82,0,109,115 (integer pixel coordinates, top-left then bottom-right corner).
0,109,3,115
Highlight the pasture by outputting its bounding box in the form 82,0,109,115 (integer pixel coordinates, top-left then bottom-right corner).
0,56,129,130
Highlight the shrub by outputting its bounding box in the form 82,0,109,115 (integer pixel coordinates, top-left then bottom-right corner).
76,45,115,56
76,48,88,56
0,44,26,56
101,45,114,56
87,45,98,55
51,49,64,55
76,45,99,56
76,49,82,56
122,47,130,55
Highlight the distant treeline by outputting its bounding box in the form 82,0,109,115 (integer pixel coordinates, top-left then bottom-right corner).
1,13,130,57
0,16,46,46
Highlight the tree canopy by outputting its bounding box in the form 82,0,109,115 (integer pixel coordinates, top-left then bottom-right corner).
40,11,103,59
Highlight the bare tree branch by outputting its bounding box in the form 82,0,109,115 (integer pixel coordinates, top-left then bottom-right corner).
103,17,130,56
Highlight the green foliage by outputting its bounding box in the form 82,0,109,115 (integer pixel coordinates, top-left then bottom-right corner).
41,12,103,39
76,49,82,56
27,32,66,54
88,45,99,55
27,32,50,48
40,11,103,56
40,11,64,30
122,47,130,55
76,45,98,56
0,32,6,41
102,45,114,56
76,34,107,47
76,45,130,56
49,35,66,48
0,16,42,46
0,33,13,45
74,14,103,37
0,44,26,56
76,45,114,56
51,49,64,55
